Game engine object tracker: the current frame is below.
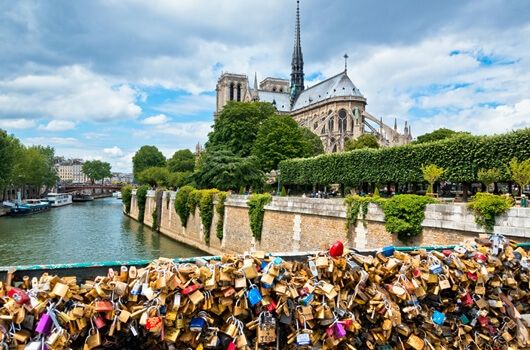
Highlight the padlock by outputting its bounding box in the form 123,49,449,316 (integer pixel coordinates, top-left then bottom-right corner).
247,286,262,307
7,288,30,305
381,246,395,257
334,322,347,338
190,315,207,332
35,313,53,334
432,310,445,325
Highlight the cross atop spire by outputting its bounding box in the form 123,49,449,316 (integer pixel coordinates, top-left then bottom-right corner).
290,0,304,105
344,53,349,72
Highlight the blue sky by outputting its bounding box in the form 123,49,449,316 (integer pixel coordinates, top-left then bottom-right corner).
1,0,530,171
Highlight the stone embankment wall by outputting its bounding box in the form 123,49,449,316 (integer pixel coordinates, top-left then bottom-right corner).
127,191,530,256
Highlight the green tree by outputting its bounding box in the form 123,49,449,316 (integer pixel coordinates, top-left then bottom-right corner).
137,167,170,187
0,130,22,190
299,127,325,157
252,115,314,171
194,147,264,191
132,146,166,181
13,146,58,197
508,157,530,195
168,171,193,189
421,164,445,194
414,128,469,144
167,149,195,173
345,134,380,151
477,168,501,193
206,101,276,157
82,160,112,184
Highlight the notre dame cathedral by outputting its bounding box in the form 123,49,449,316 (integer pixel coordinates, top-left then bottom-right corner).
215,1,412,153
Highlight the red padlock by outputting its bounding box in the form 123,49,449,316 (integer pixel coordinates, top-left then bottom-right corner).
461,292,473,307
227,341,237,350
442,249,452,257
329,240,344,257
412,268,422,278
146,316,163,332
7,288,30,305
94,315,106,329
94,300,113,312
266,298,277,312
181,284,202,295
478,315,489,327
474,252,487,263
466,271,478,282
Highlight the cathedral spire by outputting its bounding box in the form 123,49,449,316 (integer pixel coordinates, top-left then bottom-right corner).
290,0,304,104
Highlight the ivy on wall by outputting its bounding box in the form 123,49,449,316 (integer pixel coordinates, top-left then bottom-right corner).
121,185,133,214
215,192,228,241
174,185,194,227
151,189,164,231
345,194,435,242
198,189,220,244
279,129,530,186
467,192,513,232
247,193,272,241
136,185,149,223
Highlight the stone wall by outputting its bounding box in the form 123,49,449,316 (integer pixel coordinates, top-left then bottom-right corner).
129,192,530,255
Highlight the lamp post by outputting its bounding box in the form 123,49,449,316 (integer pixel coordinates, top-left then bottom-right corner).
276,170,281,196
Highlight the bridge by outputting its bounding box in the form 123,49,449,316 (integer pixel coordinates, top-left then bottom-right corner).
59,184,124,193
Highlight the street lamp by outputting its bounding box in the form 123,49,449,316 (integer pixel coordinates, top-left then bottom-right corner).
276,170,281,195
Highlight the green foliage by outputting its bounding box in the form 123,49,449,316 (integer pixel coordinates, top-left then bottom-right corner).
151,189,164,231
280,186,287,197
468,193,513,232
344,195,384,229
477,168,502,192
206,101,276,157
82,160,112,183
247,193,272,241
167,149,195,173
414,128,470,144
168,171,193,189
132,145,166,181
374,186,380,197
0,130,22,189
508,157,530,194
198,189,220,244
136,185,149,223
239,186,245,195
280,129,530,186
137,167,170,187
381,195,436,242
193,147,264,191
174,186,194,227
252,115,321,171
299,127,325,157
345,134,380,151
188,189,201,216
121,185,133,213
421,164,445,194
215,192,228,241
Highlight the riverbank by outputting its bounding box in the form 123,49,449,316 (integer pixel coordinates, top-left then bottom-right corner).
126,190,530,256
0,207,7,217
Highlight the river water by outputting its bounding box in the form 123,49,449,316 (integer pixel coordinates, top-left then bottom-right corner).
0,197,205,266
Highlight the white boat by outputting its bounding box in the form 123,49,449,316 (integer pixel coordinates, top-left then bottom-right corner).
46,193,73,207
116,192,122,199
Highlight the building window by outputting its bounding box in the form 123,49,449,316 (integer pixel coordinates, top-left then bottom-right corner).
237,83,242,101
328,117,334,132
279,88,283,92
272,87,277,92
339,109,347,133
229,82,235,101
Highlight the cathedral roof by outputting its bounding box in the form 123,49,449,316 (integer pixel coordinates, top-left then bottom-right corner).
291,71,363,110
257,90,291,112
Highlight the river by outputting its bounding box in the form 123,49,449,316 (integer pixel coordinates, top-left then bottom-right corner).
0,197,205,266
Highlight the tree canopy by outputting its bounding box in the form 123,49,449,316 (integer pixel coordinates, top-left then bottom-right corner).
345,134,380,151
167,149,195,173
132,145,166,180
414,128,470,144
0,130,22,188
194,147,264,191
137,166,170,187
299,127,325,157
252,115,320,171
206,101,276,157
82,160,112,183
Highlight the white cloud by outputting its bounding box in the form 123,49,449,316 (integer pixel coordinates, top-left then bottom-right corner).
103,146,124,157
39,120,76,131
141,114,169,125
0,118,36,129
23,136,77,146
0,65,142,122
156,94,216,116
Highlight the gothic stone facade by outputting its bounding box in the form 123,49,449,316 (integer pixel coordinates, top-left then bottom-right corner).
215,2,411,153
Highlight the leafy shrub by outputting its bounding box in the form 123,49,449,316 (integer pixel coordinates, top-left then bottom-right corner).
174,185,194,227
136,185,149,223
421,164,444,194
477,168,501,192
381,194,436,242
188,189,202,216
247,193,272,241
280,186,287,197
467,192,513,232
121,185,133,214
215,192,228,241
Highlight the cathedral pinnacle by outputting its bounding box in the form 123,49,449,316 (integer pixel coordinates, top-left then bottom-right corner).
290,0,304,105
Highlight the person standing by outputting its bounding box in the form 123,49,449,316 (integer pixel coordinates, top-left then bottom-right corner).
521,194,528,208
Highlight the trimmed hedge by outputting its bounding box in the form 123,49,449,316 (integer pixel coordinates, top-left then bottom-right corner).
279,129,530,185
